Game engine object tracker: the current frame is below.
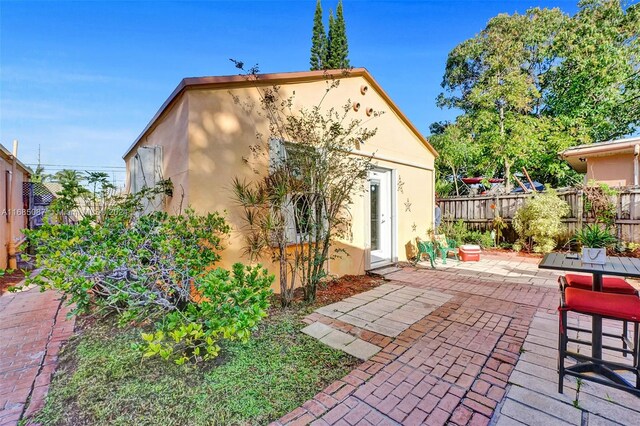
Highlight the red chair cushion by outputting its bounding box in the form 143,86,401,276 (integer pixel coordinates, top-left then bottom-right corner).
565,273,638,295
564,287,640,322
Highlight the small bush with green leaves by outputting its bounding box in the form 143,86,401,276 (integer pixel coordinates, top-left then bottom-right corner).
574,224,618,249
512,190,570,253
438,219,469,245
138,264,273,364
25,189,273,363
465,230,495,248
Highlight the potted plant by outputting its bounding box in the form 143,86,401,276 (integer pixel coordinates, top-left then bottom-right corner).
574,224,618,264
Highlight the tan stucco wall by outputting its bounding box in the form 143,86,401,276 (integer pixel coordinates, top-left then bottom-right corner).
0,156,29,270
185,75,435,280
124,95,190,214
586,153,635,187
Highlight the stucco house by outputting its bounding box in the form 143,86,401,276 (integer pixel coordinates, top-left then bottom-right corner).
1,142,31,270
561,136,640,187
123,68,437,283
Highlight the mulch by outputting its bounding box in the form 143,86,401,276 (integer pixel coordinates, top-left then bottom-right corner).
283,274,384,307
0,269,25,295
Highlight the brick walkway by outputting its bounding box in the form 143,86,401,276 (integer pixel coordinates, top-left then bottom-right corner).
0,287,74,426
273,262,640,426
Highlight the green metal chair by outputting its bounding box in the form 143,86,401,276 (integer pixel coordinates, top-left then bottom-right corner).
434,234,459,264
415,239,437,269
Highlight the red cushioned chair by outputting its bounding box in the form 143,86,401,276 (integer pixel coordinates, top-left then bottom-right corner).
559,274,639,357
563,273,639,295
558,287,640,396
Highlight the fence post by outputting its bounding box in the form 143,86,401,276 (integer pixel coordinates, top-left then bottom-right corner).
576,189,583,230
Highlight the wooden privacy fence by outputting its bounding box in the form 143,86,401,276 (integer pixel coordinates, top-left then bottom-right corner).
440,188,640,242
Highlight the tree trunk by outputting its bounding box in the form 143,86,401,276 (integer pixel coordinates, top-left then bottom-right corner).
500,105,511,192
451,165,459,196
279,250,290,307
504,160,511,193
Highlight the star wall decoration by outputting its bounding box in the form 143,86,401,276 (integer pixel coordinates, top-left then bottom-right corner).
411,222,417,232
404,198,412,212
397,176,405,194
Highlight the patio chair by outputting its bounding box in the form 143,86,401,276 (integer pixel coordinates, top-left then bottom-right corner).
415,238,436,269
559,274,638,357
434,234,458,264
558,287,640,396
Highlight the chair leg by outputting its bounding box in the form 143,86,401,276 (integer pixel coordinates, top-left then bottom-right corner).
634,322,640,389
558,309,567,394
623,320,628,358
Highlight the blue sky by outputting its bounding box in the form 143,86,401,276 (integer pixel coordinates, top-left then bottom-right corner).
1,0,581,186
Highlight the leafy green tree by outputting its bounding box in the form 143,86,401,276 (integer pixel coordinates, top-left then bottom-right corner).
435,2,639,188
438,9,568,190
546,0,640,142
429,121,476,195
310,0,328,70
327,0,350,69
230,65,376,306
31,165,49,183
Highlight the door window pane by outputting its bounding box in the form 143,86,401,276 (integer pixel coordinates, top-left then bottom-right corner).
370,180,380,250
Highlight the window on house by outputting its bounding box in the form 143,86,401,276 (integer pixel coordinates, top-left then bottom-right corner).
270,139,325,244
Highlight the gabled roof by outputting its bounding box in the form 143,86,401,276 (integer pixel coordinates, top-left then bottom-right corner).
561,136,640,173
0,142,32,175
123,68,437,159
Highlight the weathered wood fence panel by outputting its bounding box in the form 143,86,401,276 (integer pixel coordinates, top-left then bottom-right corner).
440,188,640,242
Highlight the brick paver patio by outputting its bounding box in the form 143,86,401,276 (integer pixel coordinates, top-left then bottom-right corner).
274,257,640,426
0,286,74,426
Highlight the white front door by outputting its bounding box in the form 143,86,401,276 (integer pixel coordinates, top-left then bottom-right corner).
369,169,392,265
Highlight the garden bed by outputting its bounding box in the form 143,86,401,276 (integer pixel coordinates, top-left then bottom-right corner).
32,274,378,425
0,269,25,295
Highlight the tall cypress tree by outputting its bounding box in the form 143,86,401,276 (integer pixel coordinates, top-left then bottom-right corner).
309,0,327,70
326,9,336,69
328,0,350,69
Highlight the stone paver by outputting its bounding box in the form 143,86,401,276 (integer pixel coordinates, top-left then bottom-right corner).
273,258,640,426
0,286,74,426
316,284,453,337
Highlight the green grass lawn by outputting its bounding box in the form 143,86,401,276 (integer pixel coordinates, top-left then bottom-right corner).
33,308,358,426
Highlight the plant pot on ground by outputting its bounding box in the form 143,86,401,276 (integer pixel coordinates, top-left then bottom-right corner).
574,224,618,265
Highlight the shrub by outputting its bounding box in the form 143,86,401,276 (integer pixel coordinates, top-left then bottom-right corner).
25,193,274,363
438,219,468,245
465,230,495,248
512,190,570,253
138,264,273,364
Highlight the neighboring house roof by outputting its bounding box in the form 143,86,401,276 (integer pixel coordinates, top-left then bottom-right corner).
560,136,640,173
43,182,63,196
122,68,437,159
0,143,32,175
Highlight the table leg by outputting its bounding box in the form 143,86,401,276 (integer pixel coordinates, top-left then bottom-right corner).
592,273,603,360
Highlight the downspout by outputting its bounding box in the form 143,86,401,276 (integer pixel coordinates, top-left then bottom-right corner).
7,140,18,269
634,144,639,187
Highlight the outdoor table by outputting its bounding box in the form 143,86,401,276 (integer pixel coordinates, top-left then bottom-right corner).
539,252,640,390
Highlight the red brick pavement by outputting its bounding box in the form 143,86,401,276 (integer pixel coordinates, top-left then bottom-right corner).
0,288,74,426
272,268,557,426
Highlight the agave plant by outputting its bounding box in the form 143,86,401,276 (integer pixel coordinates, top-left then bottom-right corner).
574,224,618,248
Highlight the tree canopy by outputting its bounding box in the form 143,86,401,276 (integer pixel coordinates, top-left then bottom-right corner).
434,0,639,193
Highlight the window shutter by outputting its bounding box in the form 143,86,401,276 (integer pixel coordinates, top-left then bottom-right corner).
128,156,138,193
283,195,298,244
269,138,286,171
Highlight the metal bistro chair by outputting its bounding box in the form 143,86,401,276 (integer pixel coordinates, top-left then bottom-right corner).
558,284,640,396
559,274,638,357
415,238,437,269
